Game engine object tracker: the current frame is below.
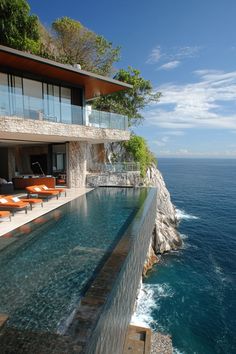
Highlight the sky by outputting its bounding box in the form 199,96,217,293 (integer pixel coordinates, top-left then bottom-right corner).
28,0,236,158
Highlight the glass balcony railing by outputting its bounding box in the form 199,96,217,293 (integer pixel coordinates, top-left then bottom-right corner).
0,90,129,131
89,162,140,173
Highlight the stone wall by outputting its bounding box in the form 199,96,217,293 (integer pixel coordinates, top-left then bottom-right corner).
67,141,87,188
7,148,16,181
0,116,130,143
86,171,141,187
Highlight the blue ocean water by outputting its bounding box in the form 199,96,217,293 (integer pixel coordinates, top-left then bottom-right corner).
137,159,236,354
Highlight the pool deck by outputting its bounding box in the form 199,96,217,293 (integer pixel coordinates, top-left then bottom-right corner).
0,188,92,237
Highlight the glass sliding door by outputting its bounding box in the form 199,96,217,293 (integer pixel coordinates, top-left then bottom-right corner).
0,72,77,125
60,87,72,124
0,73,10,116
11,75,24,116
54,86,61,122
52,144,67,185
43,83,61,122
23,78,43,119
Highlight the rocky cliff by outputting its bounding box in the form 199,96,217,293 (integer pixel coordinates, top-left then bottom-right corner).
143,164,182,274
87,142,181,352
87,142,182,269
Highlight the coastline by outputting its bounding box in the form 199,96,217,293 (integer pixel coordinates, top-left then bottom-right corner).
87,143,183,353
131,163,182,353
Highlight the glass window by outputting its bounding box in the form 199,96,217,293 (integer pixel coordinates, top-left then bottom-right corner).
0,73,76,124
52,144,66,172
0,73,10,115
12,75,24,116
43,83,61,122
54,85,61,122
23,78,43,119
60,87,72,124
56,154,64,170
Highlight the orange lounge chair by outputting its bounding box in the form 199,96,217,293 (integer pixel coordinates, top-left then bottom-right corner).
0,197,30,215
39,184,66,197
20,197,44,208
0,210,12,221
25,185,59,200
6,196,44,209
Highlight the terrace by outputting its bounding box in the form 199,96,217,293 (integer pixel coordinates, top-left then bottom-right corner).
0,187,90,238
0,90,128,131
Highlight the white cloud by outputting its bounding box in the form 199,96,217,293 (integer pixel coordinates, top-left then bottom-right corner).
145,70,236,130
158,149,236,158
158,60,180,71
146,45,201,65
146,46,162,64
163,130,185,136
175,46,201,59
153,136,169,146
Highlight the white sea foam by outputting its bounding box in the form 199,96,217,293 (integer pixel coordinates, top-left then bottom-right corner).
212,258,229,284
176,208,199,220
131,284,157,326
173,347,186,354
132,282,174,328
180,233,188,240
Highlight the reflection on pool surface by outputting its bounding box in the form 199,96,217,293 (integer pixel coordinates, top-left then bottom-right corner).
0,187,148,334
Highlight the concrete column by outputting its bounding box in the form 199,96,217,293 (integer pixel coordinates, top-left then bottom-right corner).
67,141,87,188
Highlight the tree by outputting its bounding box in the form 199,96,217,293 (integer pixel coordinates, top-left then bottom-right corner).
93,66,161,125
49,17,120,75
0,0,40,52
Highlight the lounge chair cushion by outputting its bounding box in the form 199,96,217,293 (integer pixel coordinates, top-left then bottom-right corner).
0,211,11,218
12,197,21,202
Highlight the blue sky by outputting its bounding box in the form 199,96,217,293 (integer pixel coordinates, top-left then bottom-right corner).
28,0,236,157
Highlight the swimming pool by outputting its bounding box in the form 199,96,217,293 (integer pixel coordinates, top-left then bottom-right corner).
0,187,148,335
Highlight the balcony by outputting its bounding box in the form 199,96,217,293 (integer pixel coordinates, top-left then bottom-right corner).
0,90,129,131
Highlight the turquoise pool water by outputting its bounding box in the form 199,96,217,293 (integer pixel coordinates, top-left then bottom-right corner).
0,187,148,334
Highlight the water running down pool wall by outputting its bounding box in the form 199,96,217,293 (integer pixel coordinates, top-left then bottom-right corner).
75,188,157,354
0,187,157,354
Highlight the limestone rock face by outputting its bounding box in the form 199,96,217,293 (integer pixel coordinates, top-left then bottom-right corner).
88,142,182,256
143,164,182,272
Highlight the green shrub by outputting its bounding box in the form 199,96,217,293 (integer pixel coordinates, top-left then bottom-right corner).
124,135,156,177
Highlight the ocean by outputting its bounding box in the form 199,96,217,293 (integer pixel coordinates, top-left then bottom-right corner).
135,158,236,354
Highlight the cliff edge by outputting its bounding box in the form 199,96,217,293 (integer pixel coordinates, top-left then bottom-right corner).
87,142,182,270
143,164,182,274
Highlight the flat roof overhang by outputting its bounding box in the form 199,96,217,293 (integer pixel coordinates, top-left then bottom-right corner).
0,45,132,100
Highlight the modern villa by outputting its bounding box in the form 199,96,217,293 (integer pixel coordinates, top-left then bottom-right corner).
0,44,131,190
0,45,157,354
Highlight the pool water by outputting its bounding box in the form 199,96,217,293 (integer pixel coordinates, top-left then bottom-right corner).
0,187,148,334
